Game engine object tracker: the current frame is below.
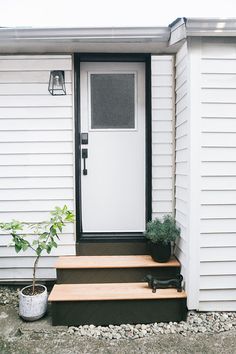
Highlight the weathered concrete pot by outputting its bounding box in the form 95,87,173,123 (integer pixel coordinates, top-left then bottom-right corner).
19,284,48,321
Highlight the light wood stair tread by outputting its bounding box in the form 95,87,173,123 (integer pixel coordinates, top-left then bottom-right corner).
55,255,180,269
49,283,187,302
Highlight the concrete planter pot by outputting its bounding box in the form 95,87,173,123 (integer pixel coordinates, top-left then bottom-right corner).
19,284,48,321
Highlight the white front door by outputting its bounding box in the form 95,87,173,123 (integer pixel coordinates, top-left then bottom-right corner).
80,62,145,233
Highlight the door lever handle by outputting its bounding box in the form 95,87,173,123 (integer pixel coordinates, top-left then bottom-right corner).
82,148,88,175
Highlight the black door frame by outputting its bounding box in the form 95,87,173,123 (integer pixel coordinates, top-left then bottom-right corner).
74,53,152,243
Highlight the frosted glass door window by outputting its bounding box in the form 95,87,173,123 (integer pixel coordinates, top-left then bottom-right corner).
90,73,135,129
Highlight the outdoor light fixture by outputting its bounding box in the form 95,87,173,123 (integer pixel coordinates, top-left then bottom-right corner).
48,70,66,95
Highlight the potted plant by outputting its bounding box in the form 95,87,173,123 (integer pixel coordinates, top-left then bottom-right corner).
0,205,74,321
144,215,180,263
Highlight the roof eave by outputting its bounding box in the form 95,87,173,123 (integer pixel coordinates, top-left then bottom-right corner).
169,17,236,45
0,26,172,54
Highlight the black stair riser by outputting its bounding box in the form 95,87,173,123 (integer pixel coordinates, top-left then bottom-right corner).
77,242,148,255
57,267,181,284
51,298,187,326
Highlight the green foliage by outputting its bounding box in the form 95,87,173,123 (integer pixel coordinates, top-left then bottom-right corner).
0,205,75,289
144,215,180,245
0,205,75,257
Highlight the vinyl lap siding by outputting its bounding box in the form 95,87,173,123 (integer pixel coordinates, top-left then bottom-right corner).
151,56,174,220
174,43,189,291
0,55,75,281
200,38,236,311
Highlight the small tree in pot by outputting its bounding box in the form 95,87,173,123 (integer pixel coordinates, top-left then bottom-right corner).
0,205,74,321
144,215,180,263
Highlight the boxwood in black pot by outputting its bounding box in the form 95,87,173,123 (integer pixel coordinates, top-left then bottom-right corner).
144,215,180,263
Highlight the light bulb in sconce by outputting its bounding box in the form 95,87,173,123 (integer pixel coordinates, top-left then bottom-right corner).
54,75,60,87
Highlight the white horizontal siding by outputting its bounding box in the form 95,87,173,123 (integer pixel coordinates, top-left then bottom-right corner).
0,142,73,154
0,107,72,118
0,244,74,257
0,71,72,83
0,130,73,142
199,38,236,310
0,95,72,107
0,188,74,200
200,275,236,289
174,43,189,296
199,289,236,301
151,56,174,220
0,154,73,166
0,118,73,130
0,83,72,95
200,234,236,248
202,176,236,190
202,205,236,219
0,268,57,280
200,262,236,276
202,147,236,161
0,165,73,177
199,301,236,311
0,55,75,282
0,58,71,71
200,247,236,262
0,177,73,189
0,230,74,246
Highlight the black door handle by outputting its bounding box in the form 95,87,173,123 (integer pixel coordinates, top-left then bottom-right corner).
82,148,88,175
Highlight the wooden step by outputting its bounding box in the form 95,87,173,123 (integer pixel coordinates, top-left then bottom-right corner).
55,255,180,269
49,283,187,326
56,255,181,284
49,282,187,301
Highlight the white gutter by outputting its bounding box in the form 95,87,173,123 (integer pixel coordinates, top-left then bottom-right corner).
169,17,236,45
0,26,170,41
0,26,171,54
186,18,236,36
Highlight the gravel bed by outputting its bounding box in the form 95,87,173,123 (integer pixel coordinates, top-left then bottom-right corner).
66,312,236,339
1,286,236,340
0,285,19,308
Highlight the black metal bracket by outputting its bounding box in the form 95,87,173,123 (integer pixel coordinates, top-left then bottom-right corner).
144,274,183,293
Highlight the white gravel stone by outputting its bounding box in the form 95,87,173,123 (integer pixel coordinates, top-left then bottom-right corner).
1,285,236,340
63,311,236,340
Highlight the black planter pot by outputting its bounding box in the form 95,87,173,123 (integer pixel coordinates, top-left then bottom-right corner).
149,241,172,263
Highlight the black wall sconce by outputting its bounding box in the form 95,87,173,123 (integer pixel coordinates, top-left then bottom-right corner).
48,70,66,96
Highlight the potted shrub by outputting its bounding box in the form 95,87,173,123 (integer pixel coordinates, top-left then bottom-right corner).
0,205,74,321
144,215,180,263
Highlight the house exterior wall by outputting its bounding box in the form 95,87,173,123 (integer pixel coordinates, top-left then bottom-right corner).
198,37,236,311
0,54,176,282
0,55,76,281
177,37,236,311
174,43,190,300
151,56,175,220
2,45,234,312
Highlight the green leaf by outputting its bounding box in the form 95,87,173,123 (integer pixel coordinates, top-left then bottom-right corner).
46,245,52,254
40,242,47,249
144,215,180,244
39,232,49,240
14,244,22,253
57,223,63,232
21,242,29,251
52,240,58,248
0,205,74,265
50,226,57,236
